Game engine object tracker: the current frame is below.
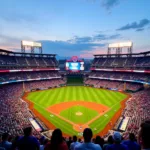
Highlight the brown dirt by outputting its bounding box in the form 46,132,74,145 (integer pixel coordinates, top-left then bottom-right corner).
47,101,109,114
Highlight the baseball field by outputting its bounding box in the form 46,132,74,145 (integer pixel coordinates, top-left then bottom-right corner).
25,86,128,136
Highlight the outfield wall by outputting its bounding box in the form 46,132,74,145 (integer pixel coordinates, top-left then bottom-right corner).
67,74,83,85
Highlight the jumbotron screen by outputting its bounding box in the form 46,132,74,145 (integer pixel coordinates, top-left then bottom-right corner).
66,62,84,71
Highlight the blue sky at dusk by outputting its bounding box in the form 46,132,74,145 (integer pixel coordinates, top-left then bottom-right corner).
0,0,150,58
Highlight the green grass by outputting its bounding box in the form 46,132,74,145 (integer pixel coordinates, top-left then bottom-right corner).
27,86,127,136
60,105,98,124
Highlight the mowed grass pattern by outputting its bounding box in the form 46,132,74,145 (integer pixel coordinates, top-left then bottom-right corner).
60,105,98,124
27,86,127,136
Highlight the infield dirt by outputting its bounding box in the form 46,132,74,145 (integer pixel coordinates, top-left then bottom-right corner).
46,101,110,132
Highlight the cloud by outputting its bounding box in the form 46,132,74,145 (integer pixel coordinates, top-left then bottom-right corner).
0,32,121,58
136,28,144,32
0,33,33,44
0,34,20,44
40,40,105,54
0,33,33,51
68,36,93,44
40,40,106,58
101,0,120,10
0,34,21,50
69,33,121,43
79,47,106,58
117,19,150,31
39,33,120,57
94,33,121,41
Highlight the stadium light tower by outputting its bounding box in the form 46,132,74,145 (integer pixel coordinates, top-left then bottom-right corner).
21,41,42,55
108,42,133,56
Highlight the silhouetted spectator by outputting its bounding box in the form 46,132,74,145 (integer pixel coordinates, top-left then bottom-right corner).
39,136,46,150
11,136,20,150
7,136,13,143
106,132,128,150
70,136,80,150
122,133,140,150
44,129,68,150
95,136,104,148
138,120,150,150
92,138,96,143
75,128,102,150
78,139,82,143
103,136,114,150
17,127,40,150
0,133,12,150
67,137,72,149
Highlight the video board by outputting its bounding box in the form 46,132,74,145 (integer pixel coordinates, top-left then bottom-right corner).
66,62,84,71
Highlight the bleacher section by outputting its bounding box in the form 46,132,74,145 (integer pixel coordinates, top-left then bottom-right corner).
92,51,150,69
84,79,143,91
0,71,60,82
87,52,150,91
88,71,150,83
0,49,58,69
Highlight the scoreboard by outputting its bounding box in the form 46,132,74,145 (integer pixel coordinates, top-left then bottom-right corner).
66,62,84,71
65,56,84,72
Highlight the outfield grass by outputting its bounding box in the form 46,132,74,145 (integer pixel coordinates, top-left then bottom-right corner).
27,86,127,136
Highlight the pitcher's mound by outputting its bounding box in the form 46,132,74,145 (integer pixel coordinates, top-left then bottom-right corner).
76,112,83,116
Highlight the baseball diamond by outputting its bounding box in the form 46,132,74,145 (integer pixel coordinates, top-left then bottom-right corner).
23,86,129,136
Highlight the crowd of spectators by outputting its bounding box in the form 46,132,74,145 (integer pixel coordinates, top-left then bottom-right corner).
1,122,150,150
122,90,150,138
84,79,143,91
0,71,61,82
0,83,39,137
92,56,150,68
0,79,65,137
24,79,65,90
89,71,150,82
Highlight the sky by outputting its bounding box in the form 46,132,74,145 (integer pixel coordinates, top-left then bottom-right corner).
0,0,150,58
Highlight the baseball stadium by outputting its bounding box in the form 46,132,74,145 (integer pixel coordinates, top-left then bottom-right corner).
1,1,150,149
0,38,150,150
0,40,150,140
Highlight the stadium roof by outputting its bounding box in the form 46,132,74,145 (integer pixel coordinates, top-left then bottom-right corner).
0,49,13,53
0,49,56,57
139,51,150,55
